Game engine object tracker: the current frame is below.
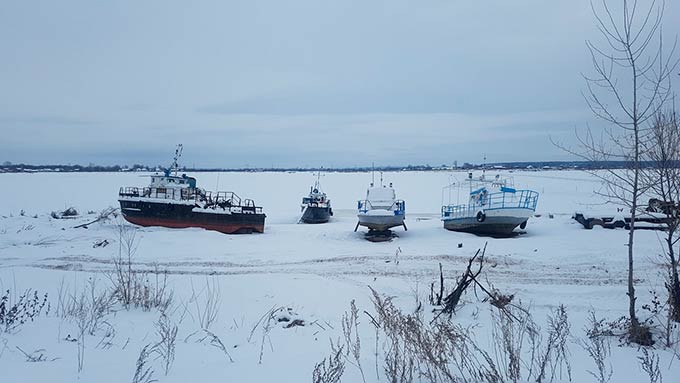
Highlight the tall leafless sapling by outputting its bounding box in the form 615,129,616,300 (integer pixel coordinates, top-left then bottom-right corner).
555,0,678,344
642,108,680,322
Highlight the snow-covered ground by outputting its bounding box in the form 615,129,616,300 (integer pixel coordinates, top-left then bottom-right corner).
0,170,677,382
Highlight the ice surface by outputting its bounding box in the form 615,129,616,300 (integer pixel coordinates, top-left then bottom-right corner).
0,170,677,382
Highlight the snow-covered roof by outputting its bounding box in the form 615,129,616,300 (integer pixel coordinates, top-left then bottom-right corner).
366,186,396,202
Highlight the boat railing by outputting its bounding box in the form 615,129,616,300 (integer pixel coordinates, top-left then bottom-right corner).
201,191,241,207
442,190,539,219
119,186,191,201
303,196,330,208
441,204,481,219
119,187,263,213
358,199,406,215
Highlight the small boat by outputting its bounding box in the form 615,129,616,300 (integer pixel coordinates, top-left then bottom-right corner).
441,173,538,235
355,173,406,232
118,145,266,234
299,172,333,224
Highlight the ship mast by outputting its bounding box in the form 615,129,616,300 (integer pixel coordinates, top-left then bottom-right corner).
313,167,323,191
371,162,375,187
171,144,183,176
482,154,486,180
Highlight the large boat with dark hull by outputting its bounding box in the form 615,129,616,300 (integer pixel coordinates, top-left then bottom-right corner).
118,146,265,234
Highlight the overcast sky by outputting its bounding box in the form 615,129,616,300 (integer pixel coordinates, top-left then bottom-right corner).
1,0,678,167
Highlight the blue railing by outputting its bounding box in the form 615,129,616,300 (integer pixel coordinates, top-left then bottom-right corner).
358,200,406,215
441,190,539,219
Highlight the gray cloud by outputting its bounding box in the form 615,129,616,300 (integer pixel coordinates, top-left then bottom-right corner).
0,0,677,166
0,115,97,126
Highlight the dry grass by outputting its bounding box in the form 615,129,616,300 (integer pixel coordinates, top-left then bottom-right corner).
313,341,345,383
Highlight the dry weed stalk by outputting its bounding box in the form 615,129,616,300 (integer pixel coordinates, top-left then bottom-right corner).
638,348,663,383
364,310,381,381
581,311,613,383
490,302,537,383
110,224,173,312
68,277,115,373
132,344,157,383
154,313,178,375
199,329,234,363
384,334,415,383
534,305,572,383
342,299,366,383
370,287,500,383
247,305,279,364
190,278,221,330
113,222,138,308
15,346,57,362
313,341,345,383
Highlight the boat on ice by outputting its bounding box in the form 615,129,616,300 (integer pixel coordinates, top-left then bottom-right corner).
441,173,538,235
118,146,266,234
299,172,333,224
355,174,406,232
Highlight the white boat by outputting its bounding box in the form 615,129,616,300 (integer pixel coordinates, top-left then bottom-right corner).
441,173,538,235
355,175,406,232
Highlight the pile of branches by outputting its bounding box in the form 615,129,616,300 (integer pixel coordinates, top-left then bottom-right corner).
430,244,515,321
74,207,118,229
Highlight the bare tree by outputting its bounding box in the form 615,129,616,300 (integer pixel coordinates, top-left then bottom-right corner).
556,0,677,344
642,107,680,322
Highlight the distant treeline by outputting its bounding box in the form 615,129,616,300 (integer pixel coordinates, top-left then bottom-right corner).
3,161,678,174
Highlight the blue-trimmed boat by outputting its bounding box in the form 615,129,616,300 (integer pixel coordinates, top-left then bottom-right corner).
441,173,538,235
355,174,406,232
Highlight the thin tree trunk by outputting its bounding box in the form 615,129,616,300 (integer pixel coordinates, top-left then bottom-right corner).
627,57,640,334
668,233,680,321
627,192,638,329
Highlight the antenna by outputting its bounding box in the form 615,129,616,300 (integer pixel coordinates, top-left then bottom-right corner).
371,162,375,187
482,154,487,178
313,166,323,191
172,144,183,176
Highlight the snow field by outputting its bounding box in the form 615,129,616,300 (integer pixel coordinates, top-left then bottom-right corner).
0,170,677,382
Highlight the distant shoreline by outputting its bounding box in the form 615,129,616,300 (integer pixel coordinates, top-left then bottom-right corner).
0,161,659,174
